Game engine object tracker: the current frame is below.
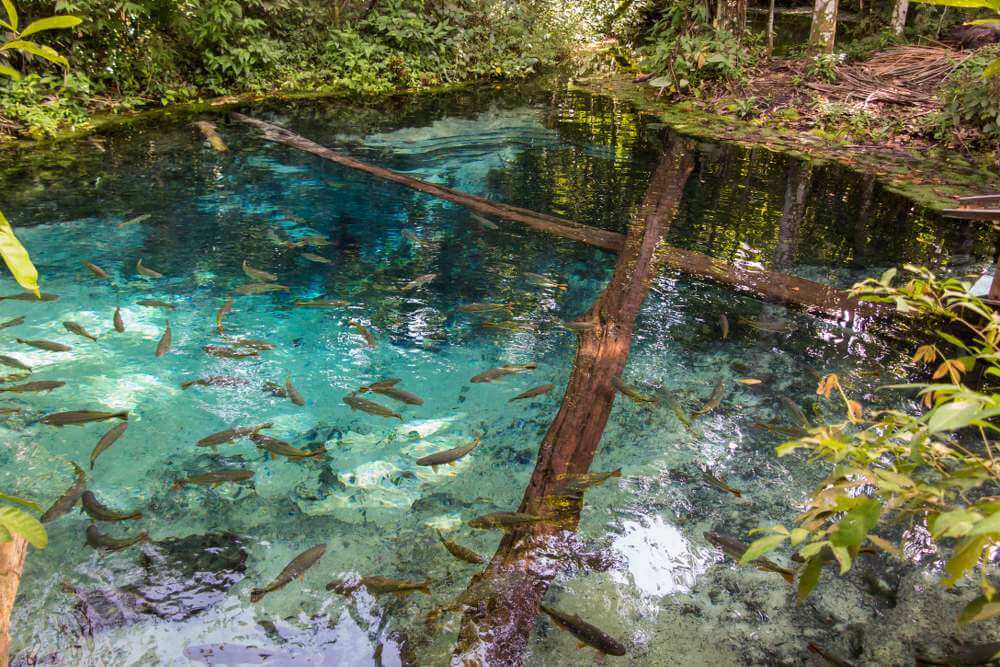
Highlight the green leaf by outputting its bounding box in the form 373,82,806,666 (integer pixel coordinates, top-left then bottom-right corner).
912,0,993,8
0,504,46,548
930,509,982,539
968,511,1000,537
943,535,987,586
0,525,10,543
965,18,1000,24
0,63,19,80
0,493,40,512
985,58,1000,78
18,15,82,38
831,545,852,574
830,499,881,548
0,40,69,68
790,528,810,546
1,0,17,32
0,210,39,296
958,595,1000,624
926,400,985,434
739,534,787,564
797,555,823,603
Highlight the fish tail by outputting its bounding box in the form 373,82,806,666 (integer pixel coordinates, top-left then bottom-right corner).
180,380,194,390
249,588,265,603
779,569,795,584
358,386,370,393
116,411,129,420
172,479,187,490
610,468,622,478
419,581,432,595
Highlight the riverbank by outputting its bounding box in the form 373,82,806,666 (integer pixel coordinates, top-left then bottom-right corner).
574,71,999,211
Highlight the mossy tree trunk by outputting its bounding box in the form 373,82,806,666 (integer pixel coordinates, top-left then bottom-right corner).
716,0,747,34
891,0,909,35
808,0,839,54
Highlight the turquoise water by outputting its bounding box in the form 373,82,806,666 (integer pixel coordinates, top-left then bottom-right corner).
1,86,996,665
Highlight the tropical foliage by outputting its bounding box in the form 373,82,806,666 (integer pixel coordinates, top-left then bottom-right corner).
745,266,1000,624
914,0,1000,77
0,492,46,549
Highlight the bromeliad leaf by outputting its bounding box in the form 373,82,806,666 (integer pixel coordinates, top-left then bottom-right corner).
739,534,787,563
0,209,40,297
0,504,47,548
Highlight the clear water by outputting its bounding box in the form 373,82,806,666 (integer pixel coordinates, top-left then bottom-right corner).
1,86,996,666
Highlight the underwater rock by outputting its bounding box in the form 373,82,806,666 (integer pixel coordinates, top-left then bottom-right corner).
62,532,247,635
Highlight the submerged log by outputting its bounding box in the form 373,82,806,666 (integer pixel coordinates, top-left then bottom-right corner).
450,138,696,665
0,535,27,667
192,121,228,153
233,113,867,317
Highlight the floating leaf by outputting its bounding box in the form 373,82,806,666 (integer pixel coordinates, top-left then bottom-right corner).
0,209,40,297
0,504,46,548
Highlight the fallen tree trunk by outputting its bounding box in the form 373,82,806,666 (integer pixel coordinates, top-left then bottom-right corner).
232,113,868,317
0,536,27,667
450,138,696,666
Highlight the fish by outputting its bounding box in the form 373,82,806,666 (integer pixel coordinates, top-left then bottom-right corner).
402,274,436,291
523,272,567,290
0,355,31,372
63,321,98,341
416,433,482,470
470,213,499,230
155,320,171,357
224,337,275,351
82,260,109,279
481,320,536,333
509,384,555,402
203,345,258,359
192,119,228,152
40,410,128,427
719,313,730,340
470,363,537,383
251,432,326,460
137,299,176,310
751,420,806,437
343,394,402,420
136,259,163,278
781,396,810,428
917,641,1000,666
359,378,423,405
0,408,20,415
173,469,254,489
326,576,431,596
468,511,543,530
554,469,622,494
692,379,725,416
180,375,251,390
738,317,792,333
284,376,305,406
242,260,277,282
40,462,87,523
539,604,627,656
704,531,795,583
262,380,287,397
401,229,419,244
348,320,376,349
562,318,597,333
235,282,289,295
611,376,658,405
0,315,24,329
663,390,692,427
85,524,148,551
113,307,125,332
197,422,272,447
118,213,151,227
807,643,855,667
0,292,58,302
436,530,485,564
301,252,332,264
250,544,327,603
216,295,233,334
458,303,513,313
89,422,128,469
299,235,330,247
0,381,64,394
700,468,742,497
16,338,72,352
294,298,348,308
80,491,142,522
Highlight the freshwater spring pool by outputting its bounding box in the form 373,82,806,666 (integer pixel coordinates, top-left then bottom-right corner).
1,85,997,665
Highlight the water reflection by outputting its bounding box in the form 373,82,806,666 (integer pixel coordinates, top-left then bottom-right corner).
612,516,708,597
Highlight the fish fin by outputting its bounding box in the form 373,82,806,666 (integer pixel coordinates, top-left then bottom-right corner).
448,461,456,467
780,570,795,584
171,480,186,490
431,465,438,473
249,589,264,603
610,468,622,478
358,386,370,393
578,643,587,650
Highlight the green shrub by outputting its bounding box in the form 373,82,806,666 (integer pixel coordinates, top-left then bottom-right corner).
939,45,1000,143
